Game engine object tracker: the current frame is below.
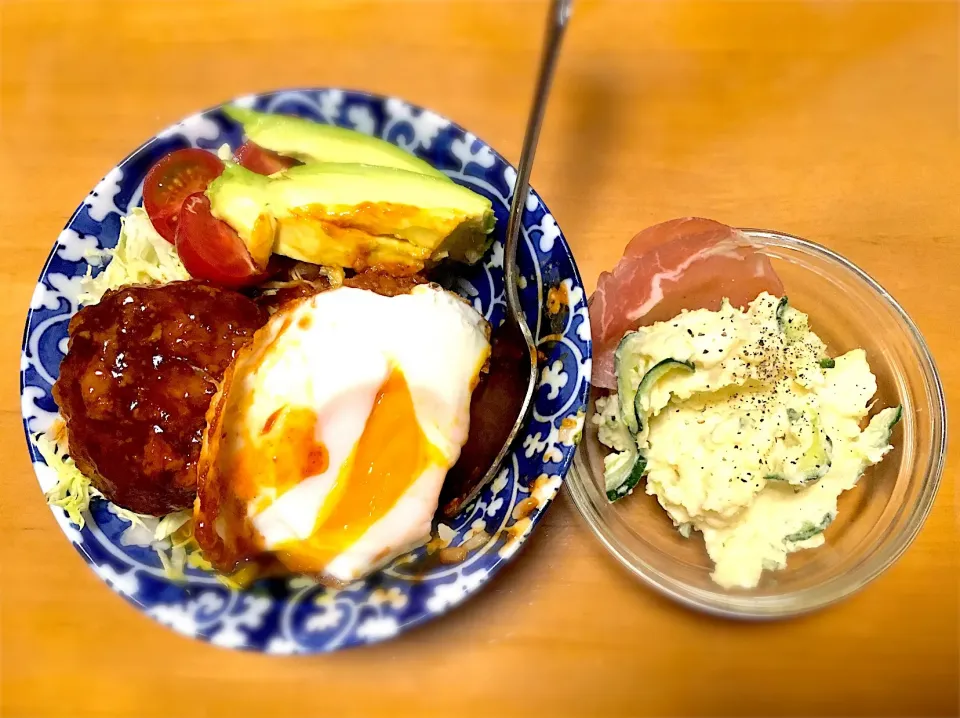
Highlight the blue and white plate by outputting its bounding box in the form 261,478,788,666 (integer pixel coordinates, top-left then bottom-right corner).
19,88,591,653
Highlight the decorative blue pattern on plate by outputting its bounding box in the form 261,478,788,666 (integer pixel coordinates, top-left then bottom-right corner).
20,88,591,653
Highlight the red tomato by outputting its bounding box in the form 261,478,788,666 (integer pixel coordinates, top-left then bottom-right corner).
143,149,224,243
234,141,299,176
175,193,266,288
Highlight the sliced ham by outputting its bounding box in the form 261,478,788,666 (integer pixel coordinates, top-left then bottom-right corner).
589,218,784,389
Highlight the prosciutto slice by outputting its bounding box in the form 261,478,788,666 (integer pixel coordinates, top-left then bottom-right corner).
589,218,784,389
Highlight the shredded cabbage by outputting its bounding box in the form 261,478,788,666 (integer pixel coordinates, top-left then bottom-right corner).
39,207,265,588
32,429,216,583
35,431,94,528
165,519,253,589
145,511,242,585
42,208,189,529
164,520,252,589
154,511,193,581
78,208,190,305
155,510,192,541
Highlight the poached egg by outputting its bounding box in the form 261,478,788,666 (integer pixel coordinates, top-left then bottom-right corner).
194,284,490,583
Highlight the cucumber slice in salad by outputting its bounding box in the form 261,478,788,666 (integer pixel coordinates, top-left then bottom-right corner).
614,332,645,434
784,512,834,543
766,411,833,485
861,405,903,449
604,448,647,502
607,351,694,502
776,297,809,343
633,359,695,442
615,333,695,437
775,296,789,326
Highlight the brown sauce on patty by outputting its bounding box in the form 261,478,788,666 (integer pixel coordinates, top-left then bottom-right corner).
53,281,266,515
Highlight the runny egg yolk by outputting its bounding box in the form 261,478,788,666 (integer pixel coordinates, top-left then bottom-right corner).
262,407,329,495
274,368,439,574
227,405,329,519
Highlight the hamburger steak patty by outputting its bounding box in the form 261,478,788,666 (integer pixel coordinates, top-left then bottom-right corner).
52,281,267,515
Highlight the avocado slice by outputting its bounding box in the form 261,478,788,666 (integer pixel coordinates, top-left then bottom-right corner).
206,162,495,275
223,106,449,181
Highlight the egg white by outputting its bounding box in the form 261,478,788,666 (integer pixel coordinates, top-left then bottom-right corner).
196,284,491,583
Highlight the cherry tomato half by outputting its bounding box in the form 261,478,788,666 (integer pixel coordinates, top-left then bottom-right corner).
143,149,224,243
234,141,300,176
175,193,266,289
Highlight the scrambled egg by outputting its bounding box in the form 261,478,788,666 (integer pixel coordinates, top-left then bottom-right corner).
595,293,900,589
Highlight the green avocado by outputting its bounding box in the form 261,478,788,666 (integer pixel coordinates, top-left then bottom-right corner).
223,106,449,181
206,162,494,274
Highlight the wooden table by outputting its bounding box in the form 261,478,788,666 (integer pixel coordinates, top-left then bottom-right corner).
1,1,957,716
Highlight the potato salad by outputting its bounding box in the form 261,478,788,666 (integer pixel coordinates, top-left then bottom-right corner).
594,293,900,589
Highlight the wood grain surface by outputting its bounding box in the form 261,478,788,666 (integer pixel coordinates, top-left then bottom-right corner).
1,1,957,716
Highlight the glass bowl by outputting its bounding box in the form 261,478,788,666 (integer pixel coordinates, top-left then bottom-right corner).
567,229,947,619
